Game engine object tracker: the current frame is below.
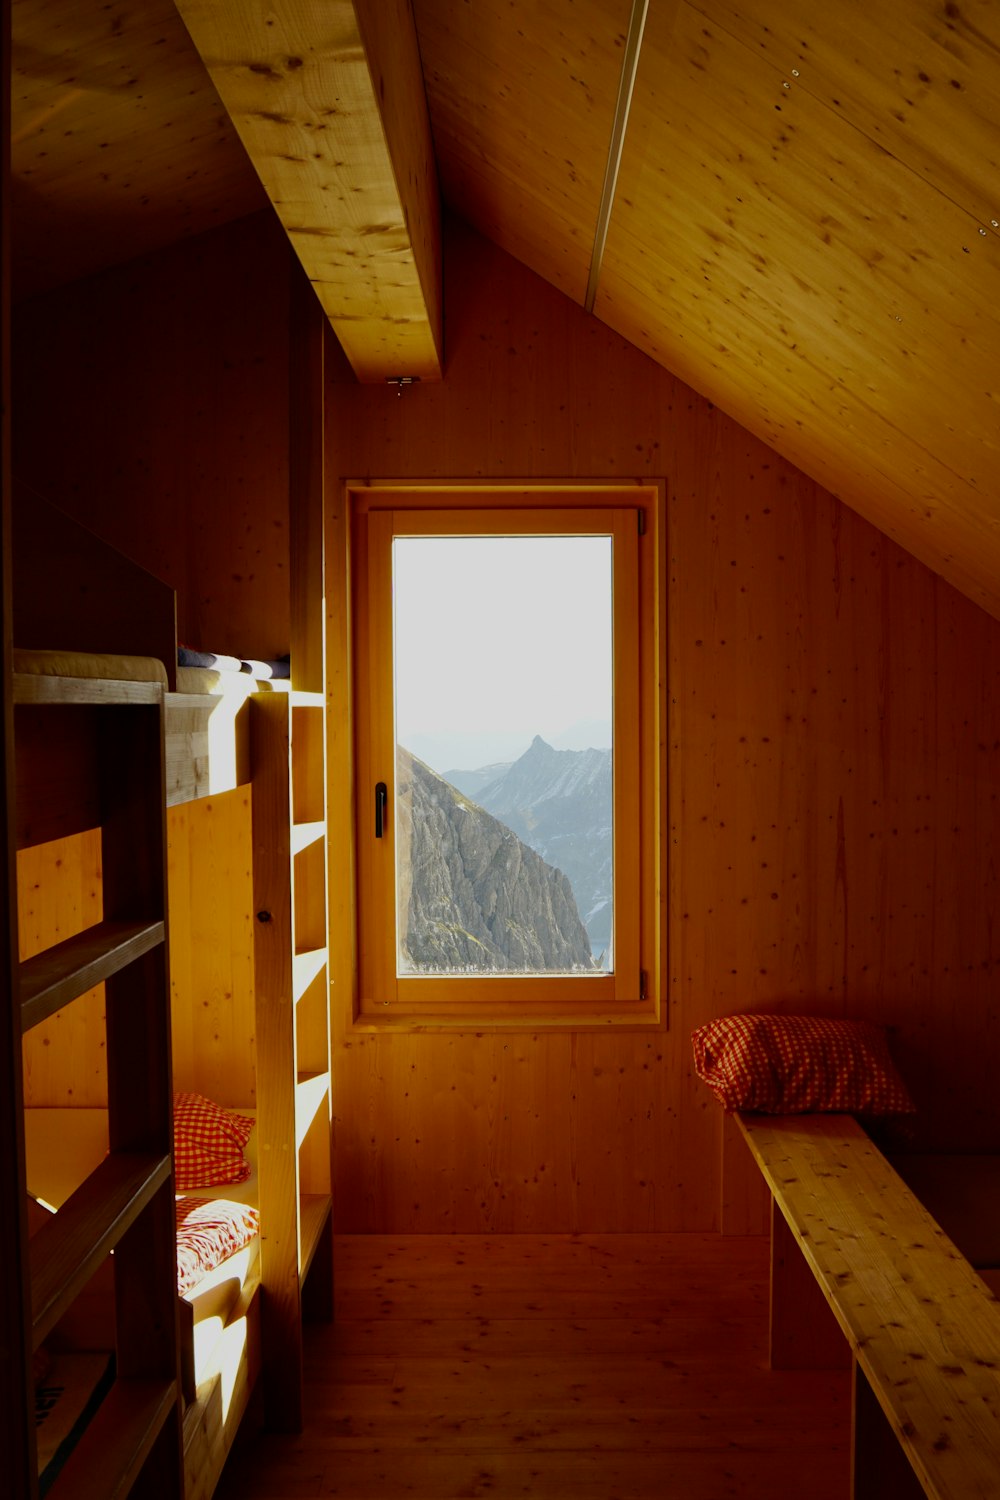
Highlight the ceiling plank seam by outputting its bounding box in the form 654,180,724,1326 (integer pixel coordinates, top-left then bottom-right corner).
584,0,650,315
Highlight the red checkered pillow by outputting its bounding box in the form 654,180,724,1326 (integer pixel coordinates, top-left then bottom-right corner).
691,1013,914,1115
175,1197,260,1294
173,1093,254,1190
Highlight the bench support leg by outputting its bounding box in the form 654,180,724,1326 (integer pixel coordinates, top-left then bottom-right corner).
852,1361,924,1500
770,1200,850,1370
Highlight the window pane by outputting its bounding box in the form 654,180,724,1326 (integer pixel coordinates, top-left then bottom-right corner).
392,533,614,977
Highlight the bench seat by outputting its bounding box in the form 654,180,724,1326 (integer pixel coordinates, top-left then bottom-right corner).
737,1112,1000,1500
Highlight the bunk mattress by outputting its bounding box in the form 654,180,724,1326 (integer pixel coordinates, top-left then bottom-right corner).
13,647,168,684
13,646,290,804
12,647,290,695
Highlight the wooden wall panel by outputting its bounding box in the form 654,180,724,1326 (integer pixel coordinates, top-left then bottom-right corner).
16,795,260,1113
18,828,106,1106
11,215,292,1119
168,792,256,1107
326,220,1000,1233
13,211,1000,1235
11,211,293,661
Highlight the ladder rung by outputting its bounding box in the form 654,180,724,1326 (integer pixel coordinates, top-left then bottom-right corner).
20,919,165,1032
299,1193,332,1279
45,1377,178,1500
31,1152,171,1347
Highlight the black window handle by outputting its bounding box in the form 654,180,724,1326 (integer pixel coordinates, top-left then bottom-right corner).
375,781,388,839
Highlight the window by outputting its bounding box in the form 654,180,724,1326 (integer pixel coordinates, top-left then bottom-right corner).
343,483,664,1025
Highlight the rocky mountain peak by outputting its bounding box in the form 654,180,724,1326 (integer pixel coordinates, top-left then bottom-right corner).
397,749,594,975
471,738,613,960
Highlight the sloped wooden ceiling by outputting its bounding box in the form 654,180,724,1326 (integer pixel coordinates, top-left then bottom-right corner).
414,0,1000,621
9,0,1000,621
10,0,442,379
10,0,265,296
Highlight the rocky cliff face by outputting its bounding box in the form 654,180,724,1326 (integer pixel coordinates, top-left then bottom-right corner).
397,749,594,974
475,736,613,959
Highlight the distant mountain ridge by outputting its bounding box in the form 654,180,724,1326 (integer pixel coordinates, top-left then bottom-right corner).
397,749,594,974
471,735,613,959
443,761,512,800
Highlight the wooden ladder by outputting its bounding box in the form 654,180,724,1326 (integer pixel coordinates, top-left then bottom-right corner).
6,673,183,1499
251,688,332,1433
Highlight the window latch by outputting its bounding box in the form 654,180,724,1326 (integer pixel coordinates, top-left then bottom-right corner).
375,782,388,839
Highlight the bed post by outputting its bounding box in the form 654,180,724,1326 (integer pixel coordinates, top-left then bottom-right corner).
0,0,38,1488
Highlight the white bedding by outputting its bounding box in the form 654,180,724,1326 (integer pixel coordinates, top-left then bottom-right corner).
174,666,291,698
23,1105,259,1301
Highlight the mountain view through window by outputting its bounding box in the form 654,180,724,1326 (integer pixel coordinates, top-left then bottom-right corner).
392,533,614,977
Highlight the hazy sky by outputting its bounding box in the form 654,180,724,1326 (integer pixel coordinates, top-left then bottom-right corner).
394,534,613,771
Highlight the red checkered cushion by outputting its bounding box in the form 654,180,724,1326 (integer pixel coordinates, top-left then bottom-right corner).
175,1197,260,1294
173,1092,254,1190
691,1013,915,1115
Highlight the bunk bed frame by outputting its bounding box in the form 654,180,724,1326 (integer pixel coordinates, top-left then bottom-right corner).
2,471,331,1495
12,649,182,1498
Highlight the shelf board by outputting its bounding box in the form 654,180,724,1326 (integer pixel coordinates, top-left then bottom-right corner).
299,1194,332,1280
31,1152,172,1347
45,1376,178,1500
292,947,327,1003
14,673,163,707
290,820,325,856
295,1072,330,1151
289,690,324,709
20,919,165,1032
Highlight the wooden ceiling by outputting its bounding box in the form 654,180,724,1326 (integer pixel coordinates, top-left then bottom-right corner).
10,0,264,296
10,0,1000,619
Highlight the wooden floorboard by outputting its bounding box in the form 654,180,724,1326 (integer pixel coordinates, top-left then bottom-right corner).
216,1233,850,1499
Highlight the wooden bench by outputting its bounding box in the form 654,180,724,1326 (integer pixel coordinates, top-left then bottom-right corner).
737,1112,1000,1500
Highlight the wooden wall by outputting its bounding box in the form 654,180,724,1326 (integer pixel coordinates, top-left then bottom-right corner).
168,791,256,1108
18,830,105,1106
12,213,292,1110
12,210,1000,1234
12,210,292,660
326,217,1000,1234
18,796,258,1112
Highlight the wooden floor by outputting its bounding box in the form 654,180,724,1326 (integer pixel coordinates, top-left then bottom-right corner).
216,1233,850,1499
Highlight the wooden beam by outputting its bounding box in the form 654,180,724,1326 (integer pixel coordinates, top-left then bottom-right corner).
174,0,443,383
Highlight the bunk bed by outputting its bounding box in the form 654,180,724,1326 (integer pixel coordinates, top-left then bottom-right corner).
12,649,182,1500
6,488,332,1495
20,1100,263,1498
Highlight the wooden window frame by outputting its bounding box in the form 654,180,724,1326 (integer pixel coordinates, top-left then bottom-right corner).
331,481,666,1031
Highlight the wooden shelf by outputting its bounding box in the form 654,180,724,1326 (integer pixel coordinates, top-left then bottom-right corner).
13,673,163,707
299,1194,332,1280
31,1152,171,1347
294,1072,329,1151
20,919,165,1032
250,667,330,1431
290,820,325,856
45,1376,178,1500
292,947,327,1004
